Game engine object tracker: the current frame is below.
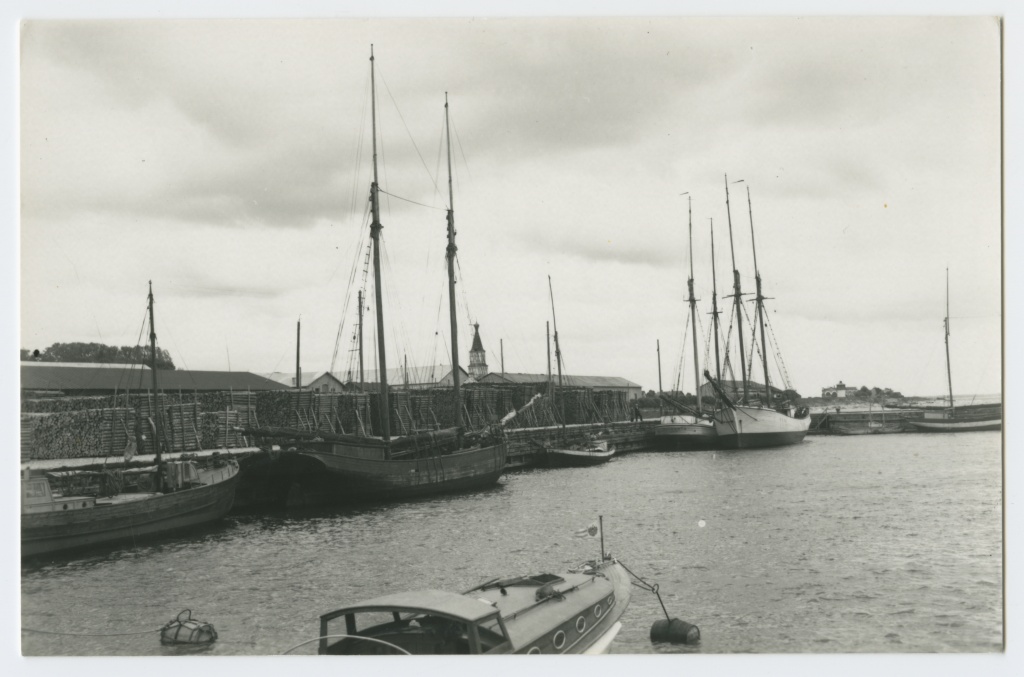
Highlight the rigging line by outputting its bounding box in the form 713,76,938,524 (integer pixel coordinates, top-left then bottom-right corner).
449,107,472,182
376,65,441,195
330,210,372,372
378,188,446,211
454,253,473,332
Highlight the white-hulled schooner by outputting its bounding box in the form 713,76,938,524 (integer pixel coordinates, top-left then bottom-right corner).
704,176,810,449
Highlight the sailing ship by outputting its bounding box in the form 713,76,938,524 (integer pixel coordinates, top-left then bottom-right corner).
705,177,810,449
907,270,1002,433
290,49,507,499
21,283,240,557
542,277,616,467
312,554,631,655
654,194,717,450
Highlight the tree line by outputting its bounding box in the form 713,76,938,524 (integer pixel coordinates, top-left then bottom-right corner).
21,342,177,370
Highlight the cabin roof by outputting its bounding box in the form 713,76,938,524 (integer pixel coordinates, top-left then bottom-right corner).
327,589,498,623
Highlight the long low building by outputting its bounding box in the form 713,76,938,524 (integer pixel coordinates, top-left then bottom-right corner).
21,362,289,396
477,372,643,400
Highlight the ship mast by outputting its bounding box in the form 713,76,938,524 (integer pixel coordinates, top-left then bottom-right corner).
369,46,390,443
682,194,702,412
725,174,748,404
945,268,954,411
147,281,163,489
746,186,772,406
548,276,565,434
709,218,723,383
357,289,364,386
445,92,463,443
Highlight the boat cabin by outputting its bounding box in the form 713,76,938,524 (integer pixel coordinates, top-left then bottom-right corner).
318,589,513,655
21,474,96,514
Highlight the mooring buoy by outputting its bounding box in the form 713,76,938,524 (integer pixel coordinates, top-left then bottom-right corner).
650,617,701,644
160,609,218,645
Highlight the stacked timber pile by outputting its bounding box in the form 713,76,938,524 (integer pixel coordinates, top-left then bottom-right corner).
166,402,202,452
337,393,372,436
137,392,169,455
391,391,414,436
21,415,43,461
27,409,124,460
255,391,293,429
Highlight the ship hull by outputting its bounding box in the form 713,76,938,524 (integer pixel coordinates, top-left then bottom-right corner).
713,405,811,449
544,447,615,467
298,441,507,501
908,419,1002,432
21,463,239,557
654,416,718,450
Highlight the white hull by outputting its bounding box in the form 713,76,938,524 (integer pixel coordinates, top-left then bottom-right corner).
713,405,811,449
654,415,717,450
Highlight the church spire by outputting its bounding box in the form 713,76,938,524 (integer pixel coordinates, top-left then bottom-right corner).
469,323,487,378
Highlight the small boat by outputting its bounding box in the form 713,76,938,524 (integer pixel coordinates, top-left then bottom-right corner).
315,556,631,655
544,438,616,468
21,282,240,557
654,194,717,450
907,270,1001,433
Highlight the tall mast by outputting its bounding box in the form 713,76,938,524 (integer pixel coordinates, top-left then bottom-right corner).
684,194,702,412
709,218,723,383
369,46,390,442
445,92,463,439
747,185,771,405
548,276,565,432
295,318,302,389
546,321,551,391
357,289,364,386
147,281,163,476
725,174,748,404
945,268,954,411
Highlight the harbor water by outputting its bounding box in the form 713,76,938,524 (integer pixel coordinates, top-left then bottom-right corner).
21,431,1002,655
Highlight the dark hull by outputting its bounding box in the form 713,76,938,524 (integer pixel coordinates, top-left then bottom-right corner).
298,442,507,501
653,424,718,451
21,467,239,557
544,448,615,468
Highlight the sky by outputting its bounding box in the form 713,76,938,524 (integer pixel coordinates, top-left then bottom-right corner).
17,16,1003,400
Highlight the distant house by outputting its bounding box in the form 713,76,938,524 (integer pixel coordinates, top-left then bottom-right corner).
822,381,856,399
21,362,289,396
478,372,643,400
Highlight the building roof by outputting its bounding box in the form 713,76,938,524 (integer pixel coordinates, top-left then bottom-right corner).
481,372,641,389
22,363,289,392
261,366,469,387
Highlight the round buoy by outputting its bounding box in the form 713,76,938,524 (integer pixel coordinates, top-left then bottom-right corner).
650,618,700,644
160,609,218,645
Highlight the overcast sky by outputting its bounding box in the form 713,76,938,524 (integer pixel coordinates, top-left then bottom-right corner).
18,16,1003,399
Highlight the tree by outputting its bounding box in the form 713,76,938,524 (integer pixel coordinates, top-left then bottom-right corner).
25,342,176,369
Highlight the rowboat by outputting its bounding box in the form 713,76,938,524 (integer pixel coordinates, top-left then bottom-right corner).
314,556,631,655
544,438,616,467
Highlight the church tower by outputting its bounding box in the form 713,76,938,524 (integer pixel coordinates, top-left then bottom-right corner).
468,323,488,379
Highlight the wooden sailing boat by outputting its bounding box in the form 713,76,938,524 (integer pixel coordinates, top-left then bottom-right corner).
704,177,810,449
654,194,717,450
907,270,1001,432
293,49,507,499
542,277,616,468
21,283,240,557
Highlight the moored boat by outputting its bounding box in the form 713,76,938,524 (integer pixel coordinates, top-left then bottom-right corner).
314,556,631,655
906,271,1001,433
654,193,717,451
281,49,506,499
706,176,810,449
544,438,616,468
21,459,239,557
21,282,240,557
655,413,718,449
